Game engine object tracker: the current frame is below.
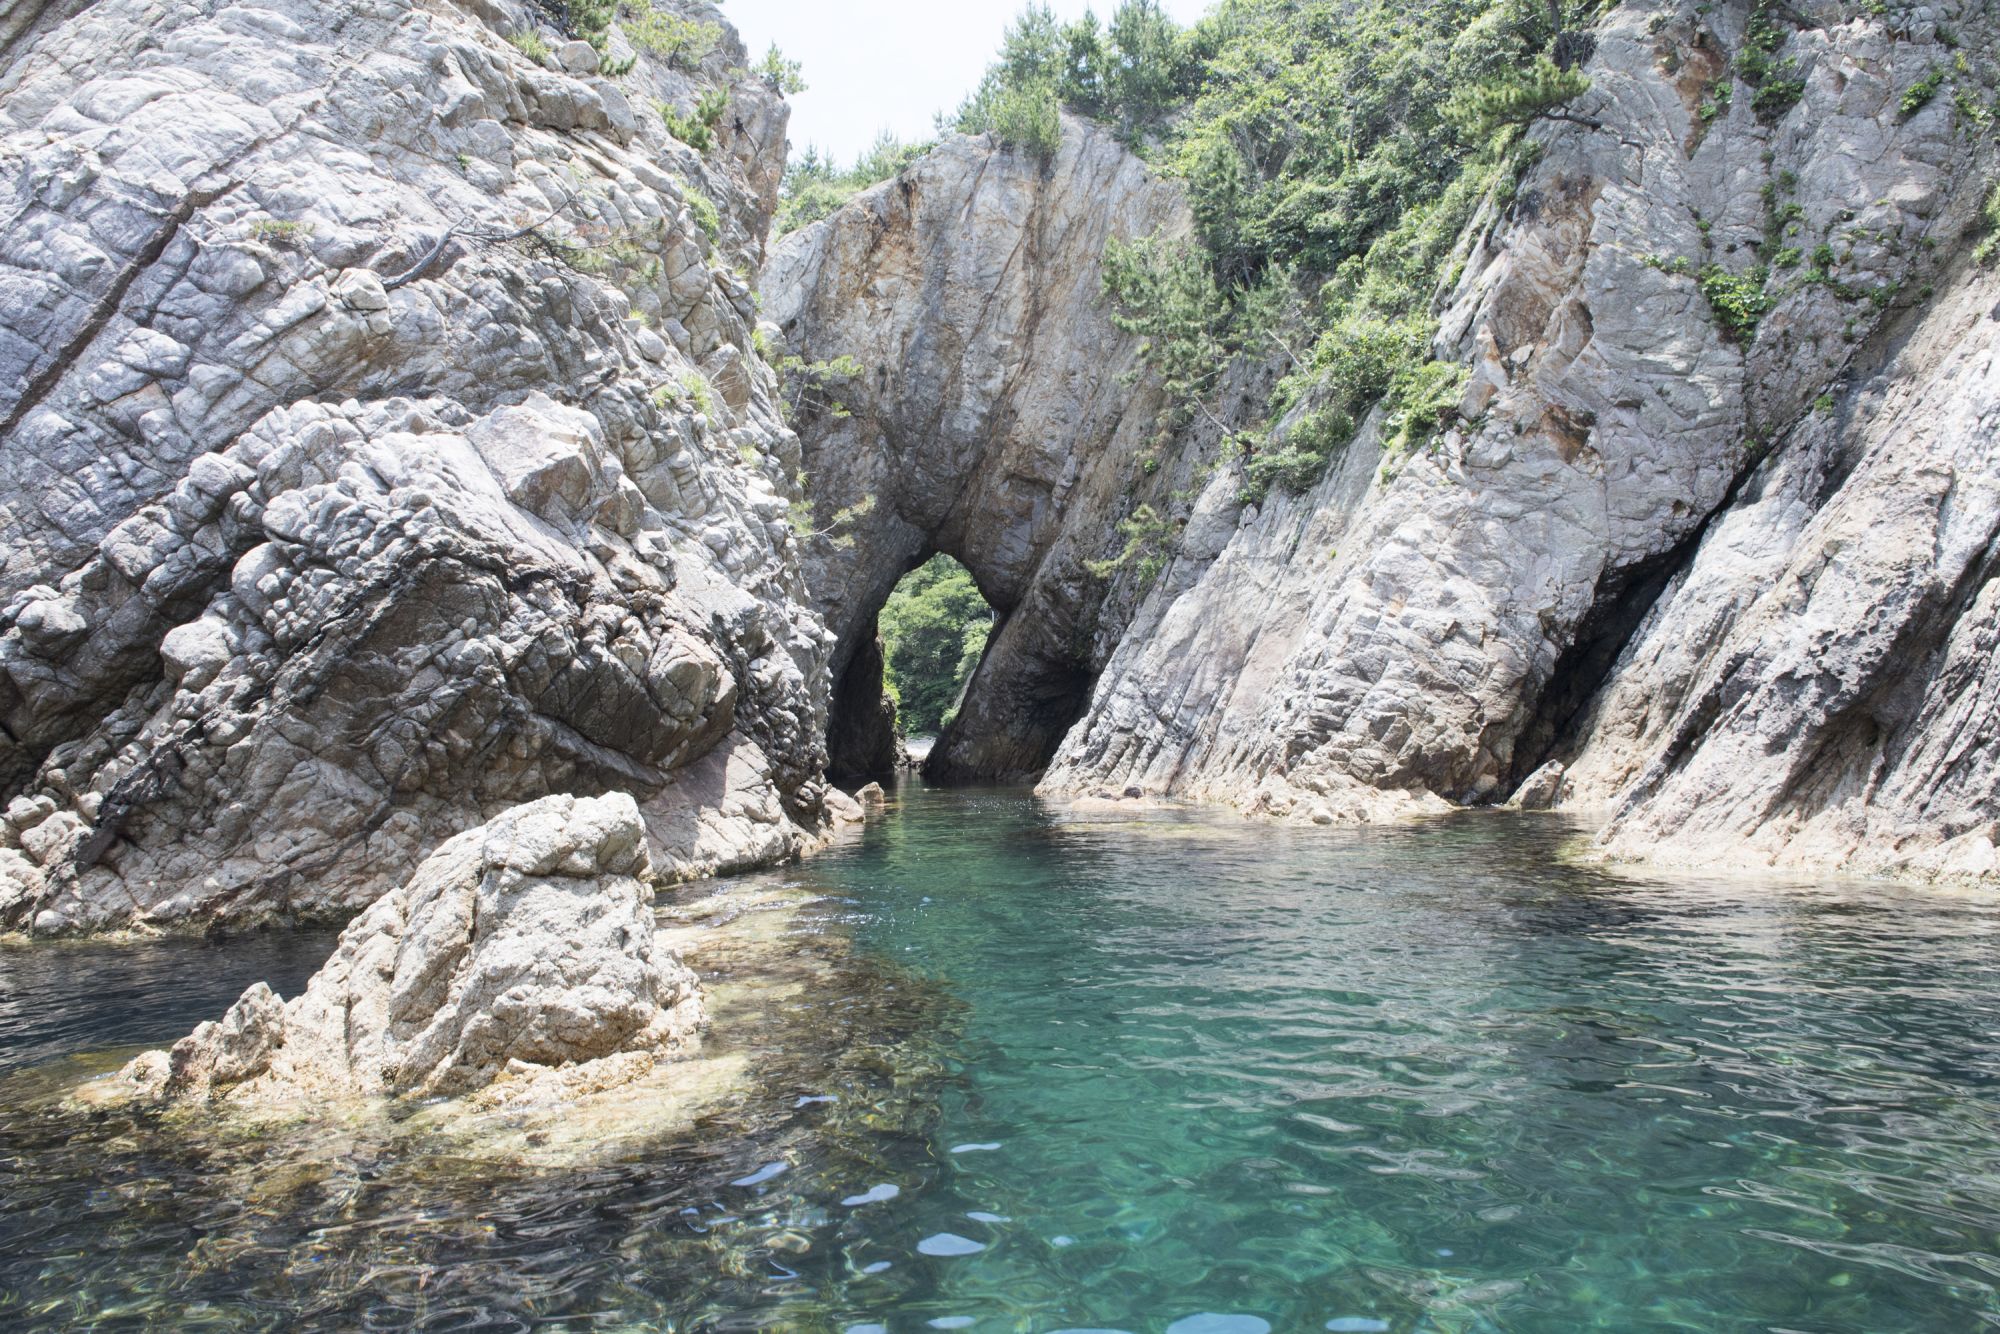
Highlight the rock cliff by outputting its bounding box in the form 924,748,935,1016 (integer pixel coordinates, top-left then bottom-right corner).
776,1,2000,883
4,0,1996,920
0,0,835,933
1044,0,2000,884
764,116,1187,782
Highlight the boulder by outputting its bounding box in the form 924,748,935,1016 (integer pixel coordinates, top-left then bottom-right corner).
1509,761,1566,813
119,793,703,1106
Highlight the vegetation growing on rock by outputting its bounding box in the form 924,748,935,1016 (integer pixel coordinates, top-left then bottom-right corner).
962,0,1599,504
778,132,933,234
878,557,994,736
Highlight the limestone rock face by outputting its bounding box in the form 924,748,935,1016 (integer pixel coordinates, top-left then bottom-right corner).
122,792,703,1105
1575,256,2000,882
0,0,835,932
763,117,1189,783
1037,1,2000,881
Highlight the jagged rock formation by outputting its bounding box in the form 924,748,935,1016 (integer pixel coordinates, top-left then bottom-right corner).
5,0,1995,920
1040,1,2000,885
1575,250,2000,880
118,792,702,1106
0,0,836,933
779,2,2000,884
763,117,1186,783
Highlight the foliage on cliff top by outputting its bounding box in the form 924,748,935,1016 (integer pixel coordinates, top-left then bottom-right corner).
974,0,1593,500
879,556,994,736
777,132,933,235
946,1,1191,152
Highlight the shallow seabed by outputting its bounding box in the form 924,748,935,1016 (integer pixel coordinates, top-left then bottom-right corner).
4,786,2000,1331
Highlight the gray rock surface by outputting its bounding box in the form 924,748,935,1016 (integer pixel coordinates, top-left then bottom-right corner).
0,0,836,932
763,117,1189,783
1041,2,2000,881
119,791,703,1105
1577,251,2000,881
770,0,2000,884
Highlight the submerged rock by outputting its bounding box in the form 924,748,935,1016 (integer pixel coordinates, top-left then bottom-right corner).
118,793,702,1107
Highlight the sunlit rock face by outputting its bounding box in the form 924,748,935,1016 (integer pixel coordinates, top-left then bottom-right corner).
763,116,1190,784
0,0,837,933
119,792,704,1106
1036,2,2000,881
776,1,2000,884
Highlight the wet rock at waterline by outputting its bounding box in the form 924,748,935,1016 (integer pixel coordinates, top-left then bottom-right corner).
114,793,704,1108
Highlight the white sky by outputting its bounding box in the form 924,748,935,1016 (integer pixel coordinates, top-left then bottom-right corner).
723,0,1213,166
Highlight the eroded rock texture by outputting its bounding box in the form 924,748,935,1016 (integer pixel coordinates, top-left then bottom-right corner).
776,0,2000,884
119,792,703,1105
0,0,834,933
763,117,1188,783
1041,1,2000,881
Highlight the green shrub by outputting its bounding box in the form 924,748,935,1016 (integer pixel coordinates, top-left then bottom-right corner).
1698,264,1772,343
963,79,1064,158
777,353,865,422
624,6,720,69
680,179,720,241
1751,75,1804,121
755,43,807,94
1101,236,1229,435
247,218,314,247
775,133,933,234
676,369,715,415
566,0,616,52
1241,407,1352,501
945,1,1190,144
659,88,727,151
507,29,551,63
1382,359,1469,457
1975,181,2000,266
1900,67,1945,118
1449,55,1592,138
1085,504,1180,584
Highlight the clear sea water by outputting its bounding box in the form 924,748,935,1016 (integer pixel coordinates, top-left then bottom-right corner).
4,784,2000,1330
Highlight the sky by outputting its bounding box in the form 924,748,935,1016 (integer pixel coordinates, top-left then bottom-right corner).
723,0,1213,167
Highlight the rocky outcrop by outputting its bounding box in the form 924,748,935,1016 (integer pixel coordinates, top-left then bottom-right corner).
772,1,2000,885
1575,250,2000,881
763,117,1188,783
118,792,703,1106
1039,2,2000,881
0,0,836,933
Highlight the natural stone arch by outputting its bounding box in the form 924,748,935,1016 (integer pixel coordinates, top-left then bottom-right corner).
763,117,1188,783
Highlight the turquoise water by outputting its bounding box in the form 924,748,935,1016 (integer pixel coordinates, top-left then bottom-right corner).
5,785,2000,1329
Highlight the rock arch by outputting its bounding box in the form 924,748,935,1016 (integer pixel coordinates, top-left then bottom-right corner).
763,118,1188,783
